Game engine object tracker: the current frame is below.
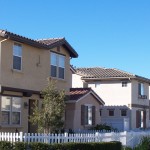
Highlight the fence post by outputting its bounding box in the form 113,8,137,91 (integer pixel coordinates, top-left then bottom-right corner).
64,132,68,143
20,132,23,142
95,132,99,142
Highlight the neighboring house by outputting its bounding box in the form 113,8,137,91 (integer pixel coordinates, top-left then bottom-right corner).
65,88,105,130
0,29,78,133
100,105,131,131
72,67,150,130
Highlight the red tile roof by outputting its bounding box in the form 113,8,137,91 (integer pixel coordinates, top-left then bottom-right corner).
69,88,105,104
0,29,78,58
69,88,90,101
38,38,64,45
0,29,48,49
38,38,78,58
75,67,150,83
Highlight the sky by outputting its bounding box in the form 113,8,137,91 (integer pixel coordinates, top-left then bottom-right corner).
0,0,150,78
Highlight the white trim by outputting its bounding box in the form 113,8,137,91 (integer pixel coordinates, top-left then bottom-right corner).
50,52,66,80
1,96,22,125
13,43,22,71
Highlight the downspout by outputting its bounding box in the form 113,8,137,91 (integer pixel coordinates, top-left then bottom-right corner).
0,39,8,93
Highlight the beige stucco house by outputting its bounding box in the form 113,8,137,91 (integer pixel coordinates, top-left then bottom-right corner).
0,29,79,133
65,88,104,130
72,67,150,130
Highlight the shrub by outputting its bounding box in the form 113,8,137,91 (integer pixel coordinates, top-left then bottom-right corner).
29,142,52,150
15,142,28,150
134,136,150,150
0,141,12,150
0,141,122,150
122,146,132,150
51,141,122,150
90,123,118,131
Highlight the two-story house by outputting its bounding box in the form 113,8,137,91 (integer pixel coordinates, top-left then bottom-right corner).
0,29,78,133
72,67,150,130
0,29,104,133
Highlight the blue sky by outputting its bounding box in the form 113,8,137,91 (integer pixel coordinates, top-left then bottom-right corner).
1,0,150,78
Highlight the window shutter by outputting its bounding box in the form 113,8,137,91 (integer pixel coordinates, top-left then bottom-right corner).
81,105,85,125
136,110,141,128
92,106,95,125
86,106,89,125
143,111,146,129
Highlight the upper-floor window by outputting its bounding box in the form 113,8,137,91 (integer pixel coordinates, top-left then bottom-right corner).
138,83,144,95
1,96,21,125
50,52,65,79
95,83,100,88
100,110,102,116
108,110,114,116
121,109,127,116
122,81,127,87
13,43,22,70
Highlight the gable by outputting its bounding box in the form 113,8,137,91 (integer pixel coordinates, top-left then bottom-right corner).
77,93,103,106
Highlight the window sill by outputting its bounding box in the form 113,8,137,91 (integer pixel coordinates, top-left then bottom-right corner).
50,76,66,82
84,124,93,127
0,125,22,128
11,69,23,74
138,95,147,99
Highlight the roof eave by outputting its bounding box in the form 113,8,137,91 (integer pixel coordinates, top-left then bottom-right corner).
48,39,78,58
135,75,150,84
0,30,48,49
81,77,134,81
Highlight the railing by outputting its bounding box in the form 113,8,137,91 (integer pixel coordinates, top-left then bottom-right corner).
0,131,150,148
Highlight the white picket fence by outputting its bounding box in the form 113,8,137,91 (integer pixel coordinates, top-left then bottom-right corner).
0,131,150,148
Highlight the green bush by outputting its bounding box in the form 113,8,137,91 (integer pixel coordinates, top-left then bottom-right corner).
0,141,122,150
15,142,28,150
27,142,121,150
122,146,132,150
0,141,13,150
29,142,52,150
134,136,150,150
90,123,118,131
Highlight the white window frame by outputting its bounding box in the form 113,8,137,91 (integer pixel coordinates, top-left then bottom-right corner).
13,43,22,71
138,83,144,95
122,81,127,87
1,96,21,125
95,83,100,88
50,52,65,79
121,109,127,116
108,109,114,116
85,104,93,125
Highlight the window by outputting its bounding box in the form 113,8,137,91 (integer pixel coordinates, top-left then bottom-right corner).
122,81,127,87
81,105,95,126
95,83,100,88
50,52,65,79
138,83,144,95
121,110,127,116
100,110,102,116
109,110,114,116
13,43,22,70
1,96,21,125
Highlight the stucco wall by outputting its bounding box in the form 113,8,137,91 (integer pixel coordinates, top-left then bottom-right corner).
0,38,72,94
65,94,102,130
88,80,131,106
131,79,149,105
0,37,73,132
72,74,83,88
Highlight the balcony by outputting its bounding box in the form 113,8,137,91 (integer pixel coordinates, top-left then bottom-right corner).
138,95,147,99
